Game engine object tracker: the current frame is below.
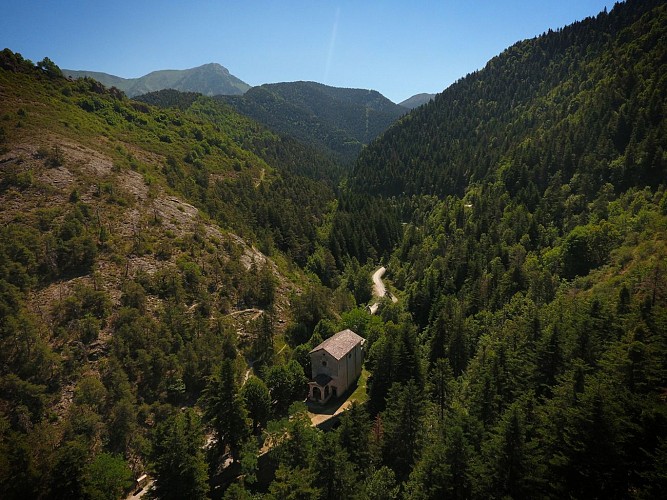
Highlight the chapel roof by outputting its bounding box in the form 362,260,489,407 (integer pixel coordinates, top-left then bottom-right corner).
309,329,364,360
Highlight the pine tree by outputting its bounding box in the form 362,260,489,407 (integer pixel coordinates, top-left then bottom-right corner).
200,359,249,461
150,409,209,500
362,466,400,500
240,376,271,434
253,310,275,366
444,423,472,500
473,402,539,499
429,358,454,421
549,379,632,497
312,432,356,500
367,334,394,415
337,401,371,472
392,322,424,387
535,325,563,397
381,380,425,480
275,405,318,471
266,464,320,500
48,439,88,500
404,429,451,500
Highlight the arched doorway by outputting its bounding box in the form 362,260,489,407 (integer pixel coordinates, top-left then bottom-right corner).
313,386,322,401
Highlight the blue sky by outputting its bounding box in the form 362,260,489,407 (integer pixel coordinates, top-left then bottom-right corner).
2,1,616,103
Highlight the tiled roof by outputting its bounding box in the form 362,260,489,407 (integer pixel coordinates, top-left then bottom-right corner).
309,329,364,360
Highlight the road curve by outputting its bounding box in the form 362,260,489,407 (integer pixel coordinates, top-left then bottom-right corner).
372,266,388,298
369,266,397,314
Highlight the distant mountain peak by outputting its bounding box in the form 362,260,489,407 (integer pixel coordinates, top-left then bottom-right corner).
399,93,436,109
198,62,230,73
63,62,249,97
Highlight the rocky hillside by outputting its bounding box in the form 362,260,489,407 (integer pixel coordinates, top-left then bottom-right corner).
0,49,333,498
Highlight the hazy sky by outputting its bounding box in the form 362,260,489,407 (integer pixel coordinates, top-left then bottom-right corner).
2,1,616,103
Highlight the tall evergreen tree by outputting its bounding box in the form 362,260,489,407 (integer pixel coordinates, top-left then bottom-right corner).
240,376,271,434
362,466,400,500
312,432,357,500
473,402,540,499
404,429,451,500
548,379,633,497
48,439,89,500
535,325,564,397
150,409,209,500
443,423,472,500
367,333,394,415
429,358,454,421
253,310,275,366
200,359,249,461
381,380,425,480
337,401,371,472
266,464,320,500
274,405,318,471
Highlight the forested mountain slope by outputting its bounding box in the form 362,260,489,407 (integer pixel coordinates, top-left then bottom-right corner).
0,49,349,498
334,1,667,497
218,81,407,164
353,0,666,199
134,88,346,189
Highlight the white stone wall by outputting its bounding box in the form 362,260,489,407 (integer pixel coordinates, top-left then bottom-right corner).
310,350,338,379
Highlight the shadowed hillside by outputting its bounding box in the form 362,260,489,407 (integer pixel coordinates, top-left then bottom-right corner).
218,81,407,164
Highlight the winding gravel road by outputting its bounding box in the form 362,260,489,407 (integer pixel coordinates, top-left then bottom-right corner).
369,266,397,314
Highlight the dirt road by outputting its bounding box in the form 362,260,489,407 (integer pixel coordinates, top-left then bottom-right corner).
372,266,388,297
369,266,397,314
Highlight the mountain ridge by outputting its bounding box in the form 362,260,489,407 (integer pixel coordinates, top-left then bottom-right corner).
63,62,250,97
217,80,407,164
399,92,436,109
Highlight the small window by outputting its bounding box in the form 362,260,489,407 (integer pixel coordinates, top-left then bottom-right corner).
348,352,352,358
322,360,327,367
